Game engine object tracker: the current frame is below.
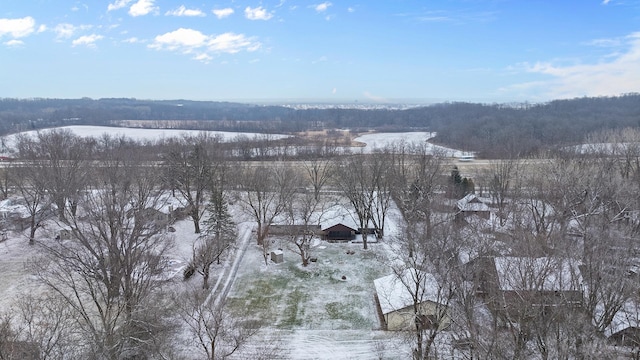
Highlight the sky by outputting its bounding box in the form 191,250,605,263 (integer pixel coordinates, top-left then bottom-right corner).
1,0,640,104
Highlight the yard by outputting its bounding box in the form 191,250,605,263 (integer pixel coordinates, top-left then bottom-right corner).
222,237,417,359
227,240,387,330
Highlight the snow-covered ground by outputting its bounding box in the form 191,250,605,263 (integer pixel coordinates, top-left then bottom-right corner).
353,132,466,157
3,125,291,147
4,127,467,158
0,184,453,359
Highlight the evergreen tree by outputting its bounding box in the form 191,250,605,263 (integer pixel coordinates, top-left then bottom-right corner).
193,190,237,289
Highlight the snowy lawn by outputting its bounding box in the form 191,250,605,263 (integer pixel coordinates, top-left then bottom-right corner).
227,239,388,331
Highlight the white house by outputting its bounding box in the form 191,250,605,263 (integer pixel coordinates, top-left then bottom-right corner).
374,268,450,331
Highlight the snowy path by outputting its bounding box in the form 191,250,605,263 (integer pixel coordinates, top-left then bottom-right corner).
204,222,255,309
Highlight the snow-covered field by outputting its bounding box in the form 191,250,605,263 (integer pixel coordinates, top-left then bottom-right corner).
4,127,467,158
3,125,291,145
354,132,466,157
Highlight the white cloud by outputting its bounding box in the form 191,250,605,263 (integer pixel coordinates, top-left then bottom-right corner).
149,28,208,51
348,7,355,13
313,2,332,12
165,5,205,17
129,0,157,17
586,38,621,47
213,8,234,19
364,91,388,103
37,24,47,33
209,32,260,53
53,23,92,40
72,34,104,47
54,23,76,39
194,53,212,63
4,39,24,47
312,55,328,64
245,6,273,20
602,0,612,4
123,37,142,43
0,17,36,38
149,28,261,61
507,32,640,100
107,0,133,11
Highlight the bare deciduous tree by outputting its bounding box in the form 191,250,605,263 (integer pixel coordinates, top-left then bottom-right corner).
391,144,447,255
36,138,173,359
303,158,334,201
387,220,457,360
487,158,519,227
333,153,376,250
176,289,259,360
239,163,298,264
14,130,93,222
163,133,223,233
8,164,52,245
15,293,77,360
285,190,328,267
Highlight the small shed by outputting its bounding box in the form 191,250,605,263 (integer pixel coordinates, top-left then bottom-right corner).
374,268,450,331
322,223,356,242
270,250,284,264
58,227,74,241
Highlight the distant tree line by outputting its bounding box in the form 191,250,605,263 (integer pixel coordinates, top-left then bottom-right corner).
1,94,640,157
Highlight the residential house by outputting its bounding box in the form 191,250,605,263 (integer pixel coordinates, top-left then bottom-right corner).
455,193,491,221
322,223,356,242
269,224,322,236
604,301,640,347
476,256,583,319
374,268,450,331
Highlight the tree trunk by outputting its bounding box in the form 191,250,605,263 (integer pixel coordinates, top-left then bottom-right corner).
192,210,201,234
29,217,36,245
56,197,66,222
256,223,264,245
203,265,210,289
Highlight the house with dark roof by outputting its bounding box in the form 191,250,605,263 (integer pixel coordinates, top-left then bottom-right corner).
455,194,491,221
475,257,583,318
321,223,356,242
